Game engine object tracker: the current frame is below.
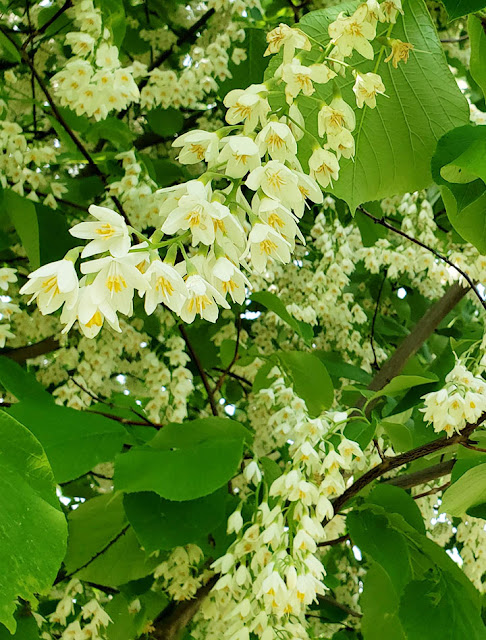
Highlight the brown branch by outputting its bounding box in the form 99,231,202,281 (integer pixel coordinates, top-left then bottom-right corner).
384,459,455,490
358,207,485,311
22,0,72,50
150,576,218,640
178,324,219,416
461,441,486,453
327,413,486,520
214,315,241,393
1,336,60,362
318,533,350,547
370,269,387,370
317,594,362,619
413,481,450,500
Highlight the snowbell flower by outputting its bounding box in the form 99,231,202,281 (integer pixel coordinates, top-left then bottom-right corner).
0,267,17,290
61,282,121,338
211,257,250,304
218,136,261,179
20,259,78,314
144,260,188,314
81,255,149,316
380,0,404,22
326,128,355,159
172,130,220,164
317,97,356,137
384,39,414,68
353,71,386,108
179,274,229,323
246,160,301,209
308,148,340,189
257,197,304,248
264,24,311,63
0,325,14,348
328,5,376,59
245,223,291,272
255,122,297,162
280,60,336,103
223,84,270,132
70,205,131,258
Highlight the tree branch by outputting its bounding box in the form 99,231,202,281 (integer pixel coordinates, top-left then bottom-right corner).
1,336,60,362
178,324,219,416
214,314,241,393
384,459,455,490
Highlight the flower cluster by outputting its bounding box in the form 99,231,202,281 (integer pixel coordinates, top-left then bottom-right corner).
421,362,486,437
51,0,140,119
193,369,365,640
0,119,65,206
153,544,208,601
0,267,19,348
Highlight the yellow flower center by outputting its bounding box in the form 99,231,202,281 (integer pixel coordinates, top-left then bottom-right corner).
41,276,59,295
106,275,127,293
260,239,278,255
96,223,116,238
156,276,174,297
85,310,103,328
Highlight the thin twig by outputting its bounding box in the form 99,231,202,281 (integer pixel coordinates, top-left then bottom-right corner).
318,533,350,547
440,34,469,42
178,324,219,416
358,207,486,312
413,481,450,500
214,315,241,393
370,269,387,370
461,441,486,453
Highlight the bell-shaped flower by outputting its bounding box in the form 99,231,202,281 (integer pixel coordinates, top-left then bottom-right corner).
172,130,220,164
291,170,323,217
81,255,149,316
326,128,355,159
70,205,131,258
384,38,414,68
264,24,311,63
61,281,120,338
211,257,250,304
161,181,217,246
280,60,336,104
380,0,404,22
223,84,270,132
218,136,261,179
246,160,301,209
144,259,188,314
0,267,17,291
353,71,385,108
20,259,78,314
257,197,304,249
328,5,376,59
179,274,229,323
244,223,291,272
308,148,340,189
256,122,297,162
318,97,356,137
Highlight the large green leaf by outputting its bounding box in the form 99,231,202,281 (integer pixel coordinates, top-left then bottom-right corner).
431,124,486,253
1,190,40,268
124,487,227,552
251,291,313,342
0,358,126,483
0,413,67,632
64,493,159,587
469,15,486,100
114,417,249,500
360,563,406,640
441,463,486,516
440,0,486,19
279,0,468,210
278,351,334,416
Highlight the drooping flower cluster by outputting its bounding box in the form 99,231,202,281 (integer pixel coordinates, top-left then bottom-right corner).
153,544,209,601
192,369,365,640
0,267,19,348
51,0,140,119
421,362,486,436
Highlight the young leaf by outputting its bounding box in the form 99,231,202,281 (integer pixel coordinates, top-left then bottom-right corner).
278,351,334,416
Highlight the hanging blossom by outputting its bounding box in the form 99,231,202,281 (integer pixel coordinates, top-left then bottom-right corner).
0,267,19,348
421,362,486,437
20,9,409,336
191,368,366,640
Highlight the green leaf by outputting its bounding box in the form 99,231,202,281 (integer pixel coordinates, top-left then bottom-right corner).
251,291,313,342
64,493,159,587
86,118,135,150
0,613,40,640
0,31,21,63
2,190,40,268
260,456,282,487
441,463,486,516
440,0,486,19
469,15,486,100
431,124,486,253
360,563,406,640
114,418,249,500
314,351,372,385
0,358,126,483
380,420,413,452
146,108,184,138
36,203,79,264
218,28,268,96
367,484,425,533
278,351,334,416
105,591,168,640
288,0,468,210
123,488,227,552
95,0,126,47
373,373,438,399
344,420,375,449
0,413,67,632
399,573,486,640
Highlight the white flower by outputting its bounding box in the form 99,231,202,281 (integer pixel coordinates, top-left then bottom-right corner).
257,197,304,247
224,84,270,132
380,0,403,22
95,43,120,69
0,267,17,291
245,223,291,272
172,130,220,164
353,71,385,108
293,171,323,217
211,257,250,304
218,136,261,179
179,274,229,323
326,128,355,159
81,255,149,316
70,205,131,258
318,97,356,137
244,460,262,485
61,282,120,338
308,148,340,189
144,260,188,314
20,259,78,314
246,160,301,209
256,122,297,162
280,60,336,104
328,5,376,59
0,324,14,348
264,24,311,63
227,510,244,534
